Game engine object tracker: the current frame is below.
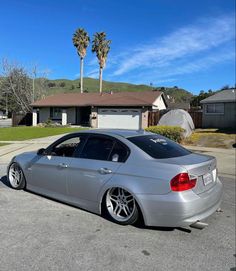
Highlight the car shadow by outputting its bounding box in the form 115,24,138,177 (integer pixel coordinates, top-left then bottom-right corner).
0,175,10,188
134,223,191,233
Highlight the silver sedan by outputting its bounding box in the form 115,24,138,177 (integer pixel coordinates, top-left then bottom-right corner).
8,129,223,227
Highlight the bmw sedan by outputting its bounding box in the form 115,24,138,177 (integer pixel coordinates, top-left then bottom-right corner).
8,129,223,227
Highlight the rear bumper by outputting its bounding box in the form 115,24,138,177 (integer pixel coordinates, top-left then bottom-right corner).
137,177,223,227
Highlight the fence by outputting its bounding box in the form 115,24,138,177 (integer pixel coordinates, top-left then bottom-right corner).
188,111,202,128
148,111,161,126
12,112,32,126
148,110,202,128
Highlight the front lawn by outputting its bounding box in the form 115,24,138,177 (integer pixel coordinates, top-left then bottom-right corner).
183,129,236,149
0,127,86,141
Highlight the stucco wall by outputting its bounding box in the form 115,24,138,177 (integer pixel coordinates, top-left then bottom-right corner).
141,107,149,129
67,108,76,124
39,108,50,123
202,102,236,129
152,95,166,110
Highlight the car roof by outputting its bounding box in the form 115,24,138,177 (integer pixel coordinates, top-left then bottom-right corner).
75,129,153,138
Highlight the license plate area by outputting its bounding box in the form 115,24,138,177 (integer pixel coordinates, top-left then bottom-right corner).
203,172,213,186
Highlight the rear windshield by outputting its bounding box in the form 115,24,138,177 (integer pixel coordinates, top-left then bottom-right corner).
128,135,191,159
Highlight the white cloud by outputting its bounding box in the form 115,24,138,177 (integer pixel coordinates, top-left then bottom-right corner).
86,68,99,78
112,14,235,76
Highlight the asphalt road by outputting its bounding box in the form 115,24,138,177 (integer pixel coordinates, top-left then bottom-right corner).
0,164,235,271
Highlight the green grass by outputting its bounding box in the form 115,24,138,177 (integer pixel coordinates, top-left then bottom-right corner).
0,127,86,141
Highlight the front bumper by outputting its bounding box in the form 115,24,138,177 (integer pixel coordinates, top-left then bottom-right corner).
137,177,223,227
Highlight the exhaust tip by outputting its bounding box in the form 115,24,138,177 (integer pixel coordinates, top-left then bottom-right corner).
190,221,208,230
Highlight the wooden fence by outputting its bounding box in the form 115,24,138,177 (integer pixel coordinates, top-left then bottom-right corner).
148,111,161,126
148,110,202,128
188,111,202,128
12,112,32,126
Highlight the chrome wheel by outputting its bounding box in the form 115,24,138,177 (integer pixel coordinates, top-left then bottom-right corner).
106,187,136,223
8,163,25,189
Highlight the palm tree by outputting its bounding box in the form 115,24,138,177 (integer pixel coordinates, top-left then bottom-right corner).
72,28,90,93
92,32,111,94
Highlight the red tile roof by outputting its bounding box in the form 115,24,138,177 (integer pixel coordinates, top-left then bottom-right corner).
31,91,163,107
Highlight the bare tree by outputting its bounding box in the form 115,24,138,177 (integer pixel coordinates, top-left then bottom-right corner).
0,60,32,113
0,60,50,113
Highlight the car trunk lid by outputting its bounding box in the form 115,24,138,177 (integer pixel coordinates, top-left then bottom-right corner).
157,153,217,194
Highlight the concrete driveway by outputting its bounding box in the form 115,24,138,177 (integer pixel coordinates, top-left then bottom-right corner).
0,136,235,271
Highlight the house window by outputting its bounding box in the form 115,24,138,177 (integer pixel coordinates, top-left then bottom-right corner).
206,103,224,114
50,107,62,119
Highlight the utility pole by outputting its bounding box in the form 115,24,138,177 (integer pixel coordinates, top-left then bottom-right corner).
32,66,37,102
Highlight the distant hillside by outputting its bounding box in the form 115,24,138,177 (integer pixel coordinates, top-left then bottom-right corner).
153,86,193,103
36,77,193,103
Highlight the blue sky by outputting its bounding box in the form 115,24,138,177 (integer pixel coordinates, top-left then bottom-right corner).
0,0,235,94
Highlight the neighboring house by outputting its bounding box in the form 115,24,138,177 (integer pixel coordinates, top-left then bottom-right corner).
200,89,236,129
31,91,167,129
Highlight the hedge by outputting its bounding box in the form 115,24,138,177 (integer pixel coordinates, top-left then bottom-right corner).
145,125,185,142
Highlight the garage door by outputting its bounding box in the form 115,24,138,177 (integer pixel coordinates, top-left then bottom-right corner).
98,108,141,129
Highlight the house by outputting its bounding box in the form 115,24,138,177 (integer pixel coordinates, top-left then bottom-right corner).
200,88,236,129
31,91,167,129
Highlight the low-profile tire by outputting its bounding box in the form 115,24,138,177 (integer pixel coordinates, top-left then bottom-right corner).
104,187,139,225
8,162,26,190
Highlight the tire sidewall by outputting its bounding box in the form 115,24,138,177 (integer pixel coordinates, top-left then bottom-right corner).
8,162,26,190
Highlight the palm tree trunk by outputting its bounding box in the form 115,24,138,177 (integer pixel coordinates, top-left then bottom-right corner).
80,57,83,93
99,67,103,94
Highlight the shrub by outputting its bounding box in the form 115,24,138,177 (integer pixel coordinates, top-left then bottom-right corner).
48,82,56,88
145,125,185,142
59,82,66,87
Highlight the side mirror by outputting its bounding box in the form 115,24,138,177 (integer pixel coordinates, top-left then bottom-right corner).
37,148,46,155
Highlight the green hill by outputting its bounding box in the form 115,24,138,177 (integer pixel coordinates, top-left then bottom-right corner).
37,77,193,103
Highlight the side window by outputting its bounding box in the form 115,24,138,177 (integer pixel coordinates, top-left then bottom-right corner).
108,141,130,162
80,136,114,161
51,136,86,157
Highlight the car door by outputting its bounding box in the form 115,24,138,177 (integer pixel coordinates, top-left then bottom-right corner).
28,134,87,200
67,135,130,209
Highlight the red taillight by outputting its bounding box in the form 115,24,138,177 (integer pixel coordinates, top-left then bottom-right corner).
170,173,197,192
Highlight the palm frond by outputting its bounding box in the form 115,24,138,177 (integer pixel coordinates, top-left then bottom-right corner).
72,28,90,58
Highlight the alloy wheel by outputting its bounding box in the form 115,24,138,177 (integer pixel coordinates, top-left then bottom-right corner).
8,163,23,189
106,187,136,223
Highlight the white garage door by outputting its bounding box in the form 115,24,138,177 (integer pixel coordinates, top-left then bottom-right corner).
98,108,141,129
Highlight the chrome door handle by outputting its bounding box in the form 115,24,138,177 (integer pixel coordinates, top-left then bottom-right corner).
58,163,68,168
99,168,112,174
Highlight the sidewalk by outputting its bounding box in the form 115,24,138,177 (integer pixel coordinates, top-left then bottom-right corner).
0,136,235,178
0,134,68,164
